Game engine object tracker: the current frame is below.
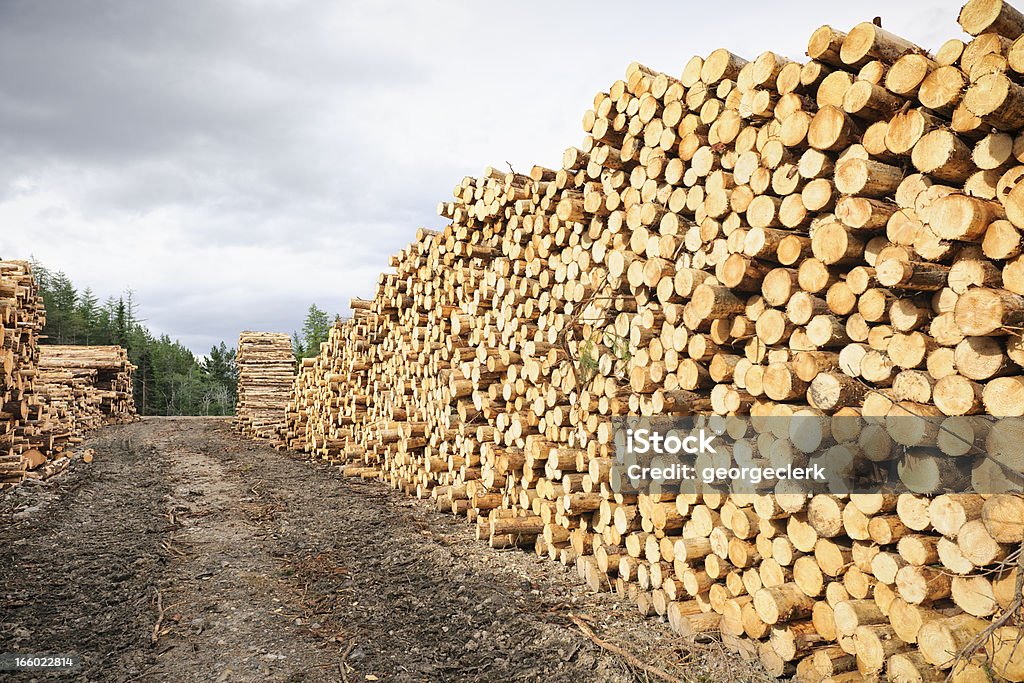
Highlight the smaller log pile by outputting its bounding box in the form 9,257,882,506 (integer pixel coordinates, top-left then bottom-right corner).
284,303,382,460
34,366,102,450
38,346,135,419
33,345,137,456
0,261,138,489
0,260,45,488
236,332,296,442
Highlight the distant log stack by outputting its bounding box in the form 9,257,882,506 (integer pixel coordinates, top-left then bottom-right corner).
33,366,102,453
263,2,1024,680
37,346,136,420
33,345,137,457
235,332,296,443
284,315,379,458
0,261,137,489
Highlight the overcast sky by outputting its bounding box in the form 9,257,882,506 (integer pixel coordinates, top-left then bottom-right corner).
0,0,959,355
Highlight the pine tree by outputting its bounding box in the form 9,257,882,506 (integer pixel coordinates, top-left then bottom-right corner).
43,271,81,343
30,257,50,291
114,297,128,348
99,297,118,343
77,288,99,344
293,303,333,361
200,342,238,415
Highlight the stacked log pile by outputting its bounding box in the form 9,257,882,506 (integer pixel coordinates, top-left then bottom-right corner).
33,345,136,455
276,2,1024,679
33,366,102,450
0,261,137,488
236,332,296,443
283,315,378,458
0,261,46,488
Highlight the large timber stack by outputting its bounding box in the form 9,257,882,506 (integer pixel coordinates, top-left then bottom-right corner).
236,332,295,443
275,1,1024,680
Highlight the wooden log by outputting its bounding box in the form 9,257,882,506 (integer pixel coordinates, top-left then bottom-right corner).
960,0,1024,39
954,287,1024,335
841,22,923,66
919,613,989,669
965,73,1024,130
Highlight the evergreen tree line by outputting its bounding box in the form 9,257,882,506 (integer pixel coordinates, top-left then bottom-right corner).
30,261,340,416
31,261,238,416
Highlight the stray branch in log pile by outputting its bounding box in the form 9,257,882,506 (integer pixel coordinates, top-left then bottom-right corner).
568,614,678,683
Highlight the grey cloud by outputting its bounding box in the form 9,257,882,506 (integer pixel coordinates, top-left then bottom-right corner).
0,0,963,354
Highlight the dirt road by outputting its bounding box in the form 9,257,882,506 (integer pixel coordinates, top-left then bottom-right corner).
0,418,769,682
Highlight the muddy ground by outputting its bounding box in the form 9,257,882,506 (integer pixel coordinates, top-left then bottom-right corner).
0,417,772,682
